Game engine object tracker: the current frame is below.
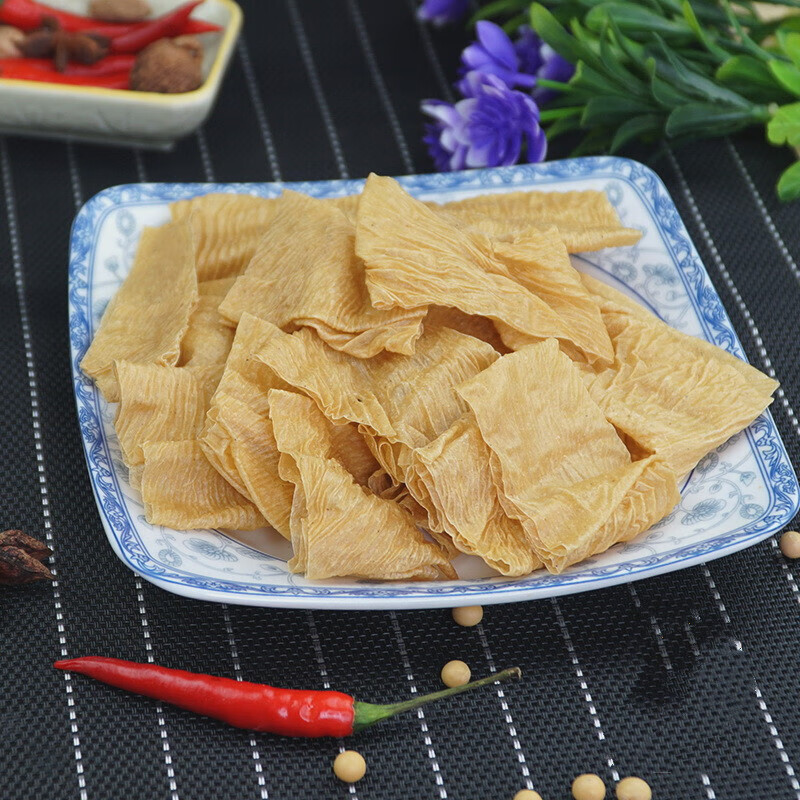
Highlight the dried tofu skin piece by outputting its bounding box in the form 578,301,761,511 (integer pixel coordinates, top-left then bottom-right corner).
487,228,613,365
524,456,679,572
356,174,576,346
170,193,281,281
81,221,198,402
255,321,497,480
252,321,395,436
458,339,631,507
412,415,541,576
178,294,235,370
114,362,209,468
580,274,777,476
199,277,236,298
141,440,266,530
367,469,430,528
424,306,508,353
201,314,295,536
269,390,455,581
219,190,425,358
437,190,642,252
582,274,778,393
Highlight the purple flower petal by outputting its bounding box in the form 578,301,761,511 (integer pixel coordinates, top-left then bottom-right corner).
475,21,518,71
417,0,468,26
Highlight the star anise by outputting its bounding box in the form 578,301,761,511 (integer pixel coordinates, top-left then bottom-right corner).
20,16,109,73
0,530,54,585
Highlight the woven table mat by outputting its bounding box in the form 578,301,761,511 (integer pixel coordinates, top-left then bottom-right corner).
1,2,799,798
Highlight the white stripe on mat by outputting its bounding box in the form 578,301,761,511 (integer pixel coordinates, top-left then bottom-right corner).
726,139,800,284
0,137,87,800
628,584,673,671
701,772,717,799
668,147,800,800
285,0,349,178
389,612,449,798
346,0,415,174
306,611,360,799
196,129,215,183
222,606,269,800
237,38,282,182
476,623,535,791
403,0,455,102
551,598,620,783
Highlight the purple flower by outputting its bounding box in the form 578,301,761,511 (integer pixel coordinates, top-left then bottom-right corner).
417,0,469,26
532,44,575,104
457,23,575,103
458,21,537,95
422,73,547,171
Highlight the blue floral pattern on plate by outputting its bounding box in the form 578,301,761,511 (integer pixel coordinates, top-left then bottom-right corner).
68,157,800,609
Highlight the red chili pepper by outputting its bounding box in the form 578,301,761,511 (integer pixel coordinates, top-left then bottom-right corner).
181,17,222,36
0,54,135,77
0,0,220,38
0,59,130,88
109,0,203,54
55,657,521,737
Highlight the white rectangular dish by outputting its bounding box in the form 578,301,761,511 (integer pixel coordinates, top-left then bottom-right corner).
68,158,800,609
0,0,242,149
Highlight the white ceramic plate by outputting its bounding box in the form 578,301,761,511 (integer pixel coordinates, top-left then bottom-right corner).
0,0,241,149
68,158,800,609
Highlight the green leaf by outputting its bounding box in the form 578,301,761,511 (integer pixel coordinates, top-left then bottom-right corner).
777,161,800,202
582,95,655,126
585,3,692,39
470,0,528,25
769,60,800,96
717,56,791,104
546,113,586,139
767,103,800,146
539,106,584,122
610,114,665,151
776,31,800,67
530,4,586,64
571,61,626,96
681,0,731,60
653,37,753,107
666,102,767,137
646,58,694,107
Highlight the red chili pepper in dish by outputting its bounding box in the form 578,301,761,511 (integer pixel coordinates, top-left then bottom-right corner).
109,0,203,54
0,59,130,87
55,657,521,737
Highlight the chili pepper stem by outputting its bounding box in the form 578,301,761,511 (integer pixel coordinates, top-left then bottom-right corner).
351,666,522,733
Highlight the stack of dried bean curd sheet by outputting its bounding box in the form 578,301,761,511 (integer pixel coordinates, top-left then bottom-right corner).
80,175,776,580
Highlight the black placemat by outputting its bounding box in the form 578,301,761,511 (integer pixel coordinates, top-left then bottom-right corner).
1,2,799,798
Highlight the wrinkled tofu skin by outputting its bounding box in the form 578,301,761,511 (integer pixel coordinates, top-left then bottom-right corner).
581,275,777,477
436,189,642,252
219,190,425,357
81,221,198,402
457,339,679,571
200,314,295,537
412,415,541,576
269,390,455,581
356,175,577,347
141,440,266,531
114,362,210,469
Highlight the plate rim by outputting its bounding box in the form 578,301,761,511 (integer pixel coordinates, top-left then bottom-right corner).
68,156,800,609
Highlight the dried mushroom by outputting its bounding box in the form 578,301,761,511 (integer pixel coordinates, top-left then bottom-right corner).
130,37,204,93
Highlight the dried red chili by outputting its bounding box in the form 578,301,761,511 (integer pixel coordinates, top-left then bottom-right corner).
55,656,521,737
0,57,130,87
108,0,203,54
